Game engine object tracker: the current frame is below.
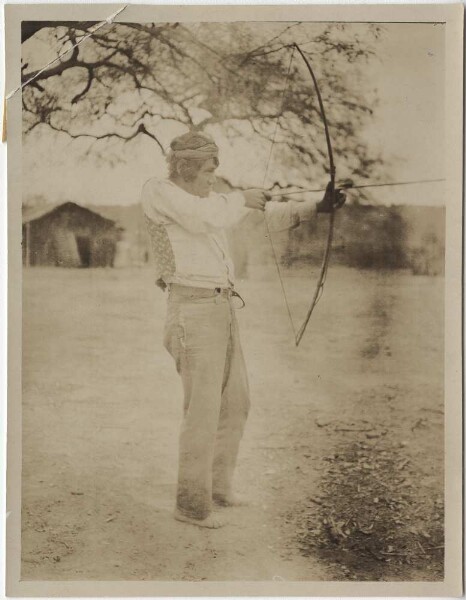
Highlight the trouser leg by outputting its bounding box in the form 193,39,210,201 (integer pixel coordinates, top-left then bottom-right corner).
164,299,231,520
212,311,250,501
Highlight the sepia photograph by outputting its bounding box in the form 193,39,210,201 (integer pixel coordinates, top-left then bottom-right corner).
5,3,463,597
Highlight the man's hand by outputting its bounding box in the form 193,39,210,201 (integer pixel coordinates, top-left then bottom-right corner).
316,182,347,214
244,188,271,211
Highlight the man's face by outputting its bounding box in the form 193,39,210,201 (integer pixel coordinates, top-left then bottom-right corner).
186,158,217,198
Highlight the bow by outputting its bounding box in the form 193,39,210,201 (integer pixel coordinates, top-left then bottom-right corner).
292,43,336,346
262,43,337,346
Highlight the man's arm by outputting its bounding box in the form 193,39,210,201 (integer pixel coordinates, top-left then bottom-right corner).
264,184,347,232
142,180,270,234
142,179,247,233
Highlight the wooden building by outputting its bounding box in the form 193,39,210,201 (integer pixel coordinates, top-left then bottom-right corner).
22,202,123,268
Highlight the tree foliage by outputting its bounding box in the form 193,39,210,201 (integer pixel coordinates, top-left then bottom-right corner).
22,21,384,187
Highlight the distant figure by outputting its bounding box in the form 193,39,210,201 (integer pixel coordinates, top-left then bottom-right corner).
141,131,345,528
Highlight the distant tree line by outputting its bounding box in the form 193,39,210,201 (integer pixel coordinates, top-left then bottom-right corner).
281,204,445,275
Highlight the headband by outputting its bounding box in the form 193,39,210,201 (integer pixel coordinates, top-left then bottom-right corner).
170,143,219,161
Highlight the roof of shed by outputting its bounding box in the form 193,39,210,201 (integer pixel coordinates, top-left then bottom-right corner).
22,201,117,226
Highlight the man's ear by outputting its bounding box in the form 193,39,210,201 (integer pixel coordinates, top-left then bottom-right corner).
176,159,188,178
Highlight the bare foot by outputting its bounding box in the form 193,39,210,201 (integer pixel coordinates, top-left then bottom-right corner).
174,509,226,529
212,494,248,507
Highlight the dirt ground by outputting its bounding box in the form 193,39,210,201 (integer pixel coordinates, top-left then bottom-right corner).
21,265,444,581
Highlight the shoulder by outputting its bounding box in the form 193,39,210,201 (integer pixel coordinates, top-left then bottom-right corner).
141,177,171,196
141,178,166,220
141,178,173,207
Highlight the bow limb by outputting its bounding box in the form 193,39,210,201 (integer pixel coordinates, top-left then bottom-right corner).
295,209,335,346
293,43,336,347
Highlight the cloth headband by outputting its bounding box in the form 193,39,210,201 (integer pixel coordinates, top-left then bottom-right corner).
170,144,218,160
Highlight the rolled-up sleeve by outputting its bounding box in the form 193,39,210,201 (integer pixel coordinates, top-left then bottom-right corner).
141,178,246,233
265,199,318,232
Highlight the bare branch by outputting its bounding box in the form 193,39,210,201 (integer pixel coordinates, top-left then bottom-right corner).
45,118,165,153
71,67,94,104
22,44,80,83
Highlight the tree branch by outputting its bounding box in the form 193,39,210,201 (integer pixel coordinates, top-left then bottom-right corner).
46,119,165,153
71,67,94,104
22,44,80,84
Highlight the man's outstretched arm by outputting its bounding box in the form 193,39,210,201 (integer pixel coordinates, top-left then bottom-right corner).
142,180,270,234
264,183,347,232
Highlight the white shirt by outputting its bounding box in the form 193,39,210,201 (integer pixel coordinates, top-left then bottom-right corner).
141,177,317,289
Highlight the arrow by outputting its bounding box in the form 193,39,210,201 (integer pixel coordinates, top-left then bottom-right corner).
268,177,445,198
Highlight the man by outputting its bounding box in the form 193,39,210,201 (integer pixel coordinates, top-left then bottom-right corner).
141,131,345,528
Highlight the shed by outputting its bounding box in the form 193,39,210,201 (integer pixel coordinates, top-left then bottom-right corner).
22,202,123,268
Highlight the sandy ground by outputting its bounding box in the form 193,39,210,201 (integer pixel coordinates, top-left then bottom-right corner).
21,265,444,581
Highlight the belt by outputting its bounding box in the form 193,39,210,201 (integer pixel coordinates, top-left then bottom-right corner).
168,284,245,308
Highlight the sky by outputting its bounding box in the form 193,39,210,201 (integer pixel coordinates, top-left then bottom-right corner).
22,22,445,207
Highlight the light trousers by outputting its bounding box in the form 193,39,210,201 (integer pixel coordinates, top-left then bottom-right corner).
163,292,250,520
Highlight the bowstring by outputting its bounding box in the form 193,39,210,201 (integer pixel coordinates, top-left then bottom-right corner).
261,46,298,341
